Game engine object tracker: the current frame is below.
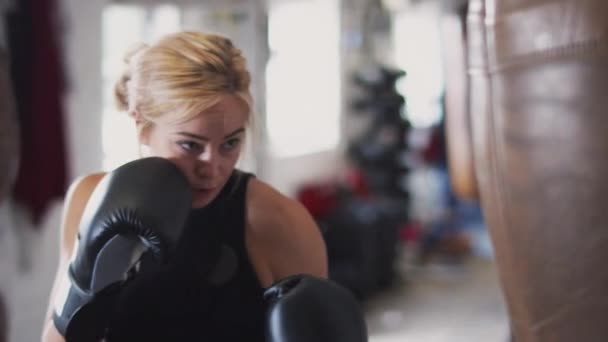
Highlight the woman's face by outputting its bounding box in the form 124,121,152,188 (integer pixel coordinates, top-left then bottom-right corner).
142,94,249,208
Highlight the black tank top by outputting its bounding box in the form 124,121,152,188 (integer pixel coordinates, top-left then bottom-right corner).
106,170,266,341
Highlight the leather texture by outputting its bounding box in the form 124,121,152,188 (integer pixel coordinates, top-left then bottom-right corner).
443,11,479,200
54,157,192,340
469,1,608,341
264,275,368,342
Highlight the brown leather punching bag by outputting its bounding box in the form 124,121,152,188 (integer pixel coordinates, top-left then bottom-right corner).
468,0,608,341
442,10,479,200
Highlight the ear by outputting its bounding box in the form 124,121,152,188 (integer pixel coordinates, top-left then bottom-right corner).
129,111,150,145
129,110,143,124
139,127,150,146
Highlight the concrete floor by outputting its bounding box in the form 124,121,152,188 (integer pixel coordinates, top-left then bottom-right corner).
365,258,510,342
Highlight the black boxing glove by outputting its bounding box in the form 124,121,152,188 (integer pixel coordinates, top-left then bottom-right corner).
52,157,192,341
264,274,368,342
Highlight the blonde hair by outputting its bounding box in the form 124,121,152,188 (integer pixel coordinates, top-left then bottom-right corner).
114,31,253,134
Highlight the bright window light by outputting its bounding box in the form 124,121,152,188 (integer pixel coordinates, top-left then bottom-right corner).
266,0,341,157
101,4,181,171
393,9,444,128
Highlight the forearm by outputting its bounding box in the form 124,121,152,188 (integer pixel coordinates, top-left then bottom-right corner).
41,277,66,342
42,257,69,342
41,320,64,342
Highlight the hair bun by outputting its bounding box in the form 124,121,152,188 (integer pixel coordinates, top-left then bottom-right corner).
123,42,149,65
113,42,149,112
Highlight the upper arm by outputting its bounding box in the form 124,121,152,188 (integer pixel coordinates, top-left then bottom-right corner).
247,179,328,285
43,173,105,326
58,173,106,263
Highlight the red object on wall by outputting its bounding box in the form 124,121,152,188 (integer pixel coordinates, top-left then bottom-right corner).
10,0,68,226
343,167,370,198
296,182,338,220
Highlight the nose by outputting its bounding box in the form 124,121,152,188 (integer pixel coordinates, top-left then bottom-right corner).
195,147,218,179
198,145,214,163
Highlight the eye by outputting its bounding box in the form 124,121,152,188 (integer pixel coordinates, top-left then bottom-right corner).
221,138,241,151
178,140,203,153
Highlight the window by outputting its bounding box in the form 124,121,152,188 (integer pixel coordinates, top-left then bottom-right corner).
101,4,181,171
266,0,341,157
392,6,444,128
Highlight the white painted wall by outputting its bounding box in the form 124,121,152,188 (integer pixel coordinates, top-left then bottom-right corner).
3,200,63,342
2,1,105,340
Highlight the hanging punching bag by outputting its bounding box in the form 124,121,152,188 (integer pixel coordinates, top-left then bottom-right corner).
442,6,479,200
468,0,608,341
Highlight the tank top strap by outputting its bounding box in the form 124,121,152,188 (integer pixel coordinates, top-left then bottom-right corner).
215,170,255,241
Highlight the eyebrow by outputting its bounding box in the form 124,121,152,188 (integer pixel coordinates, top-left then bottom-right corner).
176,127,245,141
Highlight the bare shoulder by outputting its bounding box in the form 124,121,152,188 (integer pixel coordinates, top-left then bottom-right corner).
245,178,328,282
246,178,299,231
42,172,106,336
246,178,318,237
59,172,106,259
